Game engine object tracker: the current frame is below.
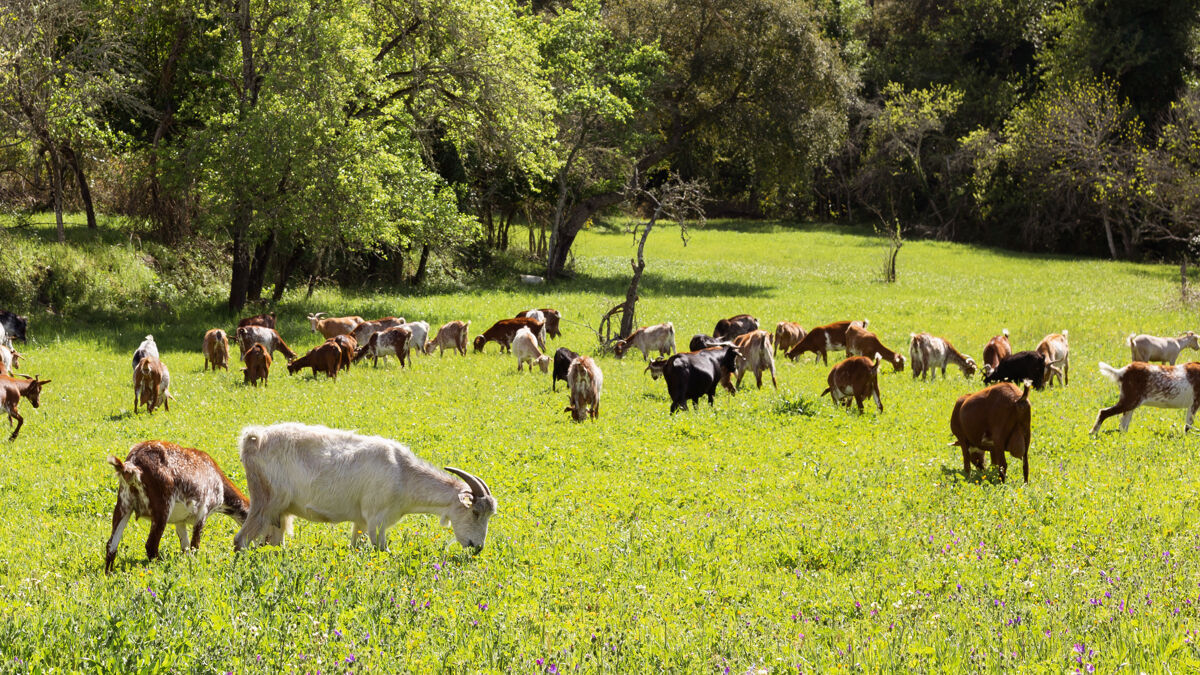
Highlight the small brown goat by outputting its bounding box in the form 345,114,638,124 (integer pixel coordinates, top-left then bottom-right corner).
237,312,276,330
288,342,342,380
307,313,364,339
351,317,406,345
242,343,272,386
474,318,545,353
821,356,882,413
773,321,806,356
202,329,230,371
105,440,250,573
980,330,1011,377
329,334,358,371
1,374,49,440
425,320,470,356
949,383,1031,483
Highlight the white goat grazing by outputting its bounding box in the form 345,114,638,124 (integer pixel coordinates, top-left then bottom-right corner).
403,321,430,355
513,327,551,373
1128,332,1200,364
233,423,497,551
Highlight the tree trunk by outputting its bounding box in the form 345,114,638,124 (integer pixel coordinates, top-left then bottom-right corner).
1182,255,1189,305
1101,206,1119,259
61,145,96,229
47,148,65,243
619,214,656,338
411,243,431,286
228,223,252,311
272,244,304,304
247,229,276,301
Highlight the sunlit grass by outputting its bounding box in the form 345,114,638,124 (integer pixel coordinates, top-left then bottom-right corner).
1,219,1198,671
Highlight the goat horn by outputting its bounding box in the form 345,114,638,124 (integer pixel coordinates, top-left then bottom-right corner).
445,466,491,497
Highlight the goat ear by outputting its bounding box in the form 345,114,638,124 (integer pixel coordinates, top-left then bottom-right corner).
457,492,474,509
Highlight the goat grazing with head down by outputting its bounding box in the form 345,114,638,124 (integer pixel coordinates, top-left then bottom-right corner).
909,332,976,380
105,440,249,573
202,329,230,371
565,356,603,421
233,423,498,552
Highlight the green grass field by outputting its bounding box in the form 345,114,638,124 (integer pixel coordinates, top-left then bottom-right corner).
2,219,1199,672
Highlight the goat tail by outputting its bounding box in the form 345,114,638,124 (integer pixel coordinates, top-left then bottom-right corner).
107,455,142,484
1019,385,1030,402
1062,329,1069,340
1126,333,1136,347
1002,328,1009,337
1098,361,1124,383
819,386,831,398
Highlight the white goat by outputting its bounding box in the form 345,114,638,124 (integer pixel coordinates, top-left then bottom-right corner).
233,423,497,551
0,344,20,376
613,323,675,360
402,321,430,355
1128,332,1200,365
513,327,551,373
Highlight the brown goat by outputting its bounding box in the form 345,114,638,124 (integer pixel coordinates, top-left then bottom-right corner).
105,440,250,573
980,330,1011,378
329,334,357,371
1036,331,1070,387
474,318,545,353
426,320,470,356
242,343,272,386
202,329,230,371
351,316,406,345
950,383,1031,483
516,309,562,339
307,313,364,339
846,325,905,372
821,356,882,413
1,374,50,440
785,320,867,365
773,321,807,356
287,342,342,380
238,312,276,329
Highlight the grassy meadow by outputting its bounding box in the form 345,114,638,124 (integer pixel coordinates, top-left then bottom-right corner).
2,218,1199,672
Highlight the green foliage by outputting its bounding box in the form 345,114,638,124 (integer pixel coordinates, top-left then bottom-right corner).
5,224,1200,670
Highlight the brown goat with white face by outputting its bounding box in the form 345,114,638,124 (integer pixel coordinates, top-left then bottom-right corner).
105,441,249,573
202,329,230,371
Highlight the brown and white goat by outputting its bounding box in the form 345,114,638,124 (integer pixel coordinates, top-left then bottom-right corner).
821,356,882,413
0,343,22,376
513,327,551,373
773,321,806,356
474,318,545,353
426,320,470,356
1091,361,1200,433
307,313,364,339
353,326,412,368
236,326,297,362
134,357,173,413
950,383,1031,483
352,317,406,346
202,329,230,371
242,343,272,386
909,332,976,380
517,309,562,339
732,330,777,389
613,322,675,360
565,356,603,421
1127,332,1199,365
1036,331,1069,387
288,342,342,379
105,440,249,573
1,374,49,440
785,320,867,365
980,329,1011,377
846,324,905,372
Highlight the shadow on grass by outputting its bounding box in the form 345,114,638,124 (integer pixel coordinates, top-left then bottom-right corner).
562,270,773,298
